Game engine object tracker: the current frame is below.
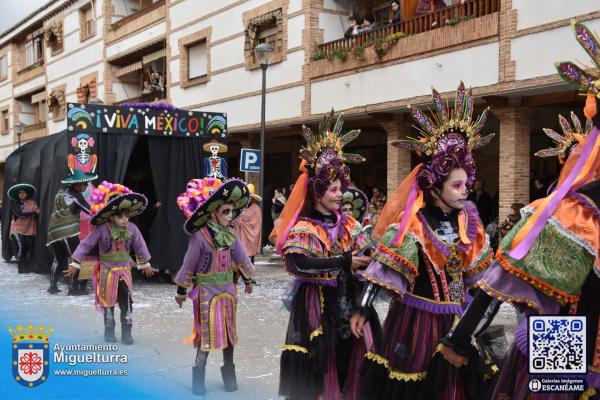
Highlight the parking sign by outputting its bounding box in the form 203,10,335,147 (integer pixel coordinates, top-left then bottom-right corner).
240,148,261,172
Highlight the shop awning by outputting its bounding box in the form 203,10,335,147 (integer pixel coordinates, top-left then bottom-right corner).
115,61,142,78
143,48,165,65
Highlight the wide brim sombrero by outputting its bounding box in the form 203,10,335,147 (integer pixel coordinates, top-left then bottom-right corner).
7,183,36,201
90,193,148,225
247,183,262,202
62,169,98,185
202,141,228,153
184,179,250,234
342,188,369,221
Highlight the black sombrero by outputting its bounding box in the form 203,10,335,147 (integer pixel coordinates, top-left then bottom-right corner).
7,183,36,201
89,182,148,225
342,188,369,222
183,178,250,234
62,168,98,185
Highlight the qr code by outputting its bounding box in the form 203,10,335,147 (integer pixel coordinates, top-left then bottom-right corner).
529,316,586,374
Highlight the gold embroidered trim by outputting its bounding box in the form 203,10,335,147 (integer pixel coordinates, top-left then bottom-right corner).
282,344,309,354
365,352,427,382
309,326,323,341
209,292,236,351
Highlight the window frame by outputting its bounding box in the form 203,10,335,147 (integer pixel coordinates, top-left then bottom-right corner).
179,27,212,89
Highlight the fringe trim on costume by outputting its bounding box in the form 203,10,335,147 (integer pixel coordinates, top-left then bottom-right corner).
496,250,579,304
478,279,544,314
372,243,419,284
401,293,465,315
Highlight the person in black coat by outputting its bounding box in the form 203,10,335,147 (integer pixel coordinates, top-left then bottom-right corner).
467,178,494,225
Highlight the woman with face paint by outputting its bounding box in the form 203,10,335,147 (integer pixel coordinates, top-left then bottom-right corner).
174,177,255,398
270,111,375,399
349,82,496,399
440,22,600,400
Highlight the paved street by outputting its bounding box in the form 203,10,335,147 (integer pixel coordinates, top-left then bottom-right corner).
0,254,517,399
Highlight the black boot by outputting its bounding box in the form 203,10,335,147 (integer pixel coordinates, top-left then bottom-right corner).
192,366,206,397
104,308,117,343
121,324,133,345
47,280,61,294
78,280,89,295
67,270,81,296
221,364,238,392
17,261,25,274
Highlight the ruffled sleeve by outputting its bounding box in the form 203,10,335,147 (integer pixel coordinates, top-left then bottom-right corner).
362,224,419,296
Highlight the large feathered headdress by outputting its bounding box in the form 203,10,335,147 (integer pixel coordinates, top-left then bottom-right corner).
391,81,495,190
509,20,600,261
556,21,600,99
270,110,365,253
300,110,365,197
535,112,591,163
373,81,494,247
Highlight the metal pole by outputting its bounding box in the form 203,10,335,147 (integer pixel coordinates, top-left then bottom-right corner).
259,64,267,203
259,64,267,255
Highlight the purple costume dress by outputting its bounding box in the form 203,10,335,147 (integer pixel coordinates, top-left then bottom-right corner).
71,222,150,311
175,226,254,352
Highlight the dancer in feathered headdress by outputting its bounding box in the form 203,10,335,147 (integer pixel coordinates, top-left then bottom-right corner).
349,82,496,399
273,110,378,399
440,21,600,400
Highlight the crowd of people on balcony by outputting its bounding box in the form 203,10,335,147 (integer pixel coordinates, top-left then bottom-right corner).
343,0,468,40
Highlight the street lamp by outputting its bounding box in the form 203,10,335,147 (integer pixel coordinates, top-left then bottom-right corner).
15,121,25,148
254,43,274,205
254,42,273,255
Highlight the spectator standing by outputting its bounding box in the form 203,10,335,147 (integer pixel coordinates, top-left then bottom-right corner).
357,15,377,34
467,178,494,225
344,15,361,39
389,1,402,24
271,189,287,223
415,0,447,16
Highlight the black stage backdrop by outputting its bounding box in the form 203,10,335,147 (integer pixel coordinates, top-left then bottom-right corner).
3,130,201,273
148,136,203,270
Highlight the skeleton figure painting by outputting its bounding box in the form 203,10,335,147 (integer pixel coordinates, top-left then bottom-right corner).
202,139,228,179
68,133,97,174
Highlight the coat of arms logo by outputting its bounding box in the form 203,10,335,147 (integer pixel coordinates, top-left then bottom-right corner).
9,324,53,388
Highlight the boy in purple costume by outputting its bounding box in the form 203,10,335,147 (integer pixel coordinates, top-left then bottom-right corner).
65,181,154,345
174,177,255,398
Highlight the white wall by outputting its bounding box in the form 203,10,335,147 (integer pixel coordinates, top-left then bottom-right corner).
319,12,348,43
113,81,139,102
287,14,304,49
46,40,104,83
171,50,304,107
514,0,599,30
199,85,304,127
210,36,245,72
13,76,46,97
311,43,500,113
106,22,166,59
512,18,600,81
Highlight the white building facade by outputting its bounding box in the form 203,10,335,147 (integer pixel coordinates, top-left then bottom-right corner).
0,0,598,219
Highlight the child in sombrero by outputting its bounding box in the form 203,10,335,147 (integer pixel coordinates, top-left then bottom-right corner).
174,177,255,398
64,181,155,345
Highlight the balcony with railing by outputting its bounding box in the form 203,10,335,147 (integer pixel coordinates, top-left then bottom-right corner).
106,0,166,43
309,0,499,79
